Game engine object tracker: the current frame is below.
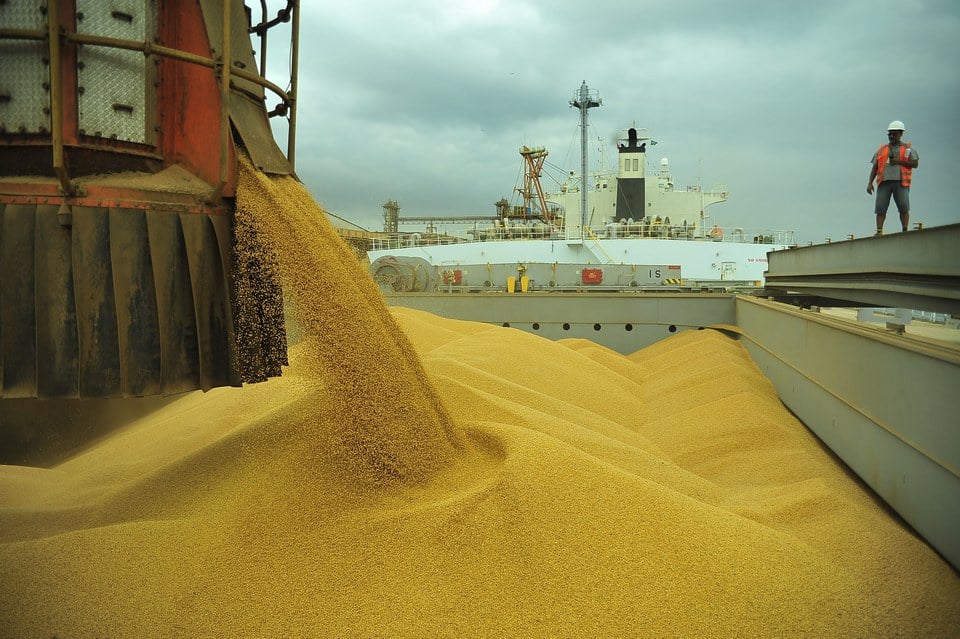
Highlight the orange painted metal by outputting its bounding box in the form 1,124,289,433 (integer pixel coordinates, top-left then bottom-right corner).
157,0,235,196
581,268,604,284
0,0,234,201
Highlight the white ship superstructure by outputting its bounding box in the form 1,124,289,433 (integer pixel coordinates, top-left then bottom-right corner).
549,130,729,231
368,82,795,292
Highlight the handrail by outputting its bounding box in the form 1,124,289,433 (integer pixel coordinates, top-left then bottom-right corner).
365,225,795,251
61,32,294,117
0,27,293,109
0,27,45,40
584,226,615,263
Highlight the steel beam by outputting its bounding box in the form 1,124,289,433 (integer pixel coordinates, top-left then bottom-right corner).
764,223,960,315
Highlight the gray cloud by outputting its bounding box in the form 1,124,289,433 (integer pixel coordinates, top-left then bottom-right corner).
273,0,960,243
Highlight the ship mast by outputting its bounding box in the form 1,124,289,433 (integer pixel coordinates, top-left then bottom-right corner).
570,81,601,237
518,146,551,221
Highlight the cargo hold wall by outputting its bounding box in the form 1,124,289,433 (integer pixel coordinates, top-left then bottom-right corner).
734,295,960,570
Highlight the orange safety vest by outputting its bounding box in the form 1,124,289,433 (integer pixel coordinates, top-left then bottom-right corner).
875,142,912,187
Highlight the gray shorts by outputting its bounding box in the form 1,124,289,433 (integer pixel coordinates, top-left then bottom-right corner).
874,180,910,216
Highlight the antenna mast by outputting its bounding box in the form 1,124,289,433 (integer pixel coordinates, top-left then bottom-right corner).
570,81,601,235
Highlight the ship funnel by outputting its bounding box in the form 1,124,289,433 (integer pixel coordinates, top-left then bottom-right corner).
616,128,646,221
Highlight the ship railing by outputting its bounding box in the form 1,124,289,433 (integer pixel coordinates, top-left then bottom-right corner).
368,233,475,251
598,223,796,245
367,226,797,251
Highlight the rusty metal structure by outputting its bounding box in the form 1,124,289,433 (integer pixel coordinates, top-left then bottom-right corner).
516,146,550,221
0,0,298,399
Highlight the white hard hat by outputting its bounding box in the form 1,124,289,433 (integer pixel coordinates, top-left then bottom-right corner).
887,120,905,131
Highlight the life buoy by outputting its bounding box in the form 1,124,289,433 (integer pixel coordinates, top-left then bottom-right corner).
709,225,723,240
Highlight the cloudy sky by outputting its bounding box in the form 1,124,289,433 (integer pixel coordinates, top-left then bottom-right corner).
263,0,959,245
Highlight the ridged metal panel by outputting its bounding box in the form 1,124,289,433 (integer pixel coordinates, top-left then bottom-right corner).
180,212,233,391
0,3,50,134
1,204,38,397
72,206,122,396
35,203,80,398
0,203,237,398
109,207,162,396
764,223,960,315
209,212,241,385
145,210,202,395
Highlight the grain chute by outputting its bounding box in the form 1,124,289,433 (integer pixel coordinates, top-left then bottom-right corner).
0,0,298,399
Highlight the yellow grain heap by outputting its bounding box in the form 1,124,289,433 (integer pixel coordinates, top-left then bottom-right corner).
0,160,958,638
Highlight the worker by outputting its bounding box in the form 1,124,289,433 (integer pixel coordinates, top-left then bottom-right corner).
867,120,919,236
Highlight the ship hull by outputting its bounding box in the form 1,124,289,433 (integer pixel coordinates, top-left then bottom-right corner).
368,236,790,289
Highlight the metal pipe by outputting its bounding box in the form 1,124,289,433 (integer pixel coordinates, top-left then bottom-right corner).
233,67,290,104
569,82,600,237
14,28,299,148
287,0,300,168
0,27,45,41
210,0,232,202
66,32,215,68
46,0,73,196
57,32,294,123
578,88,588,234
258,0,268,78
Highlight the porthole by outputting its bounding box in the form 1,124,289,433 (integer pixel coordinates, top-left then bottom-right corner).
625,324,633,331
532,322,540,330
593,323,602,331
668,325,677,333
562,322,571,331
502,322,510,328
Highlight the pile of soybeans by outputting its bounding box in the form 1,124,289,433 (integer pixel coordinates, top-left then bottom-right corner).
1,158,958,638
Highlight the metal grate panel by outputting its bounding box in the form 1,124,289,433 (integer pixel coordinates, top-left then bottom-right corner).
0,3,51,134
76,0,156,144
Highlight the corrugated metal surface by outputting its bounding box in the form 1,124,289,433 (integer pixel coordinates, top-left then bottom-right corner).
0,203,238,398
